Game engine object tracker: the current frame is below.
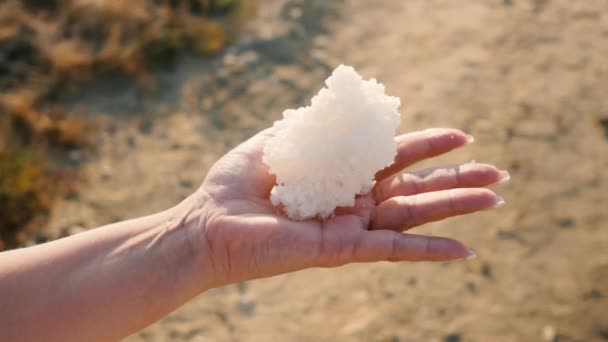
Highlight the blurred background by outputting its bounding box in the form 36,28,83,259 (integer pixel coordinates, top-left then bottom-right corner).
1,0,607,341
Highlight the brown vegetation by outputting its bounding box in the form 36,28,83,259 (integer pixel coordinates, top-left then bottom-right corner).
0,0,251,249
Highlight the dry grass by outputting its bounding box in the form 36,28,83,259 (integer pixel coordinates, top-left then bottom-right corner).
0,147,52,249
0,0,251,249
0,0,251,102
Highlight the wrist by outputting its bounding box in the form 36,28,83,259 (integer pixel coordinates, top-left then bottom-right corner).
169,190,216,292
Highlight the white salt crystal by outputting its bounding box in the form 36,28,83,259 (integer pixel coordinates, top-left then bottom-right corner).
262,65,401,220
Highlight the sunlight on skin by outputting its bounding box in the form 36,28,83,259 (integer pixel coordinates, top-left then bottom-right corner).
198,127,507,286
0,127,507,341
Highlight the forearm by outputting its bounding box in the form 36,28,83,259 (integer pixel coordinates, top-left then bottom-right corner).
0,195,209,342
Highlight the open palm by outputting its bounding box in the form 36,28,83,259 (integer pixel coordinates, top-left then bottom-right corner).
197,128,506,286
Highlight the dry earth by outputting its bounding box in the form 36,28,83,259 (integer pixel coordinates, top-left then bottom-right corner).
42,0,608,341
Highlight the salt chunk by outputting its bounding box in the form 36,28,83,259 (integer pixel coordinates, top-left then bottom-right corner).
263,65,401,220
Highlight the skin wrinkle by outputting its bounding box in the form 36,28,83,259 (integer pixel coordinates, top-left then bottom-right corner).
331,229,344,267
389,233,399,262
222,225,233,283
342,218,362,264
146,202,203,294
180,195,210,278
453,165,462,188
372,181,385,205
403,195,417,230
317,221,327,266
422,131,438,160
447,189,458,215
145,212,175,251
103,226,161,267
421,237,431,261
350,229,363,263
410,173,422,195
200,211,228,288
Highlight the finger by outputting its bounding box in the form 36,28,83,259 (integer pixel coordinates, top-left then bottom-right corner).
352,230,473,262
371,188,501,231
375,128,473,181
374,163,509,202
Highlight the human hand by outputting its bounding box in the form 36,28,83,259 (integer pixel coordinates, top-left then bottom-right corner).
191,128,507,288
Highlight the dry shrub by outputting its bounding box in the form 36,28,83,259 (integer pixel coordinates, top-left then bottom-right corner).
0,147,52,250
0,89,92,148
0,0,249,93
0,0,250,248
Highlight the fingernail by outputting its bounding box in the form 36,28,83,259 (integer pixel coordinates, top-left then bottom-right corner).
465,134,475,144
466,249,477,260
497,170,510,184
493,195,506,208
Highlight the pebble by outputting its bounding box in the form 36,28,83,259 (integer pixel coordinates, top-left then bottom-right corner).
60,225,87,238
223,53,238,66
100,164,113,181
444,333,461,342
240,51,259,65
236,297,256,316
138,118,154,134
542,325,558,342
68,150,81,162
481,263,493,279
289,7,302,19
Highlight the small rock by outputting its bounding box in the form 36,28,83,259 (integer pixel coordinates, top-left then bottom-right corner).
179,179,194,188
100,164,112,181
311,49,327,61
408,277,417,287
34,234,49,244
466,281,477,294
557,218,575,229
201,97,214,111
59,224,86,238
313,35,329,48
223,53,238,66
481,263,493,279
597,323,608,340
214,310,228,323
68,225,87,236
599,117,608,139
239,51,259,65
126,136,136,148
215,69,230,86
289,7,302,19
64,190,79,201
542,325,558,342
581,289,603,300
68,150,81,162
138,118,154,134
444,333,461,342
106,121,118,135
509,160,521,172
236,297,256,316
236,282,248,294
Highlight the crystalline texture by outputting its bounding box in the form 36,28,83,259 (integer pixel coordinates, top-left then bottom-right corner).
262,65,401,220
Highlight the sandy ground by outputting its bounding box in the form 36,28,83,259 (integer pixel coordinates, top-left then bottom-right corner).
44,0,608,341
